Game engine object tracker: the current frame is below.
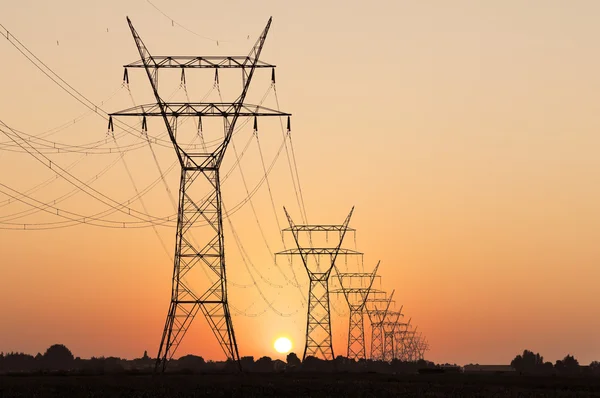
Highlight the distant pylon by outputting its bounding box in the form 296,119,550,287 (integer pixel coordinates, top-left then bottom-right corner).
405,325,419,361
417,335,429,360
382,308,402,362
110,17,290,372
277,207,361,360
393,317,411,360
332,261,381,360
366,290,394,361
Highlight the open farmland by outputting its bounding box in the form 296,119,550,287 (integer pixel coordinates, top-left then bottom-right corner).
2,373,600,397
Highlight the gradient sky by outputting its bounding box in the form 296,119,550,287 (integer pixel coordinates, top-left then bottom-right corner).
1,1,600,366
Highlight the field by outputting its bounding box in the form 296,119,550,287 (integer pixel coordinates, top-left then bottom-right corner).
2,372,600,397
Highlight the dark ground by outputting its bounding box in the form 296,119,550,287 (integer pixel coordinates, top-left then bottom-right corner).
2,372,600,397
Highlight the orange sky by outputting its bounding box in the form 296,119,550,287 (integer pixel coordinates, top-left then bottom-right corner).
1,1,600,366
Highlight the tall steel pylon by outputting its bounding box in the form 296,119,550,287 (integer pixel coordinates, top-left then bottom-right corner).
417,335,429,360
277,207,361,360
366,290,394,361
393,316,411,361
110,17,290,372
404,325,419,361
332,262,380,360
382,308,402,362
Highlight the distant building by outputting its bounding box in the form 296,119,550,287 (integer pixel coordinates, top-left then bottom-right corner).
463,365,516,374
439,365,463,373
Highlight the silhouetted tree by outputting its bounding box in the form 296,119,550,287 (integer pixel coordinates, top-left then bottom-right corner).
555,355,580,376
333,355,353,372
43,344,74,371
240,356,255,372
588,361,600,376
1,352,37,372
511,350,544,374
302,355,330,372
541,361,554,375
177,354,205,372
255,356,273,372
286,352,301,368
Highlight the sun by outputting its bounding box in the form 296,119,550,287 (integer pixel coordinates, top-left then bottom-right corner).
274,337,292,354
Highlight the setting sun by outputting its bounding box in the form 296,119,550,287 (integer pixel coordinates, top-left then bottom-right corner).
274,337,292,354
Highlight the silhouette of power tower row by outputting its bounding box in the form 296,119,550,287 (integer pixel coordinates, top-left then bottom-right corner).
276,207,362,360
279,207,430,363
110,16,427,370
367,294,429,362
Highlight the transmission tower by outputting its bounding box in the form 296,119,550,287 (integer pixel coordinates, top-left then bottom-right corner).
404,325,419,362
417,335,430,360
382,308,402,363
277,207,361,360
332,262,381,360
366,290,394,361
393,316,411,361
110,17,290,372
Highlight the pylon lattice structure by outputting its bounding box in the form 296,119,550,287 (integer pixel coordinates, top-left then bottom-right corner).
366,290,395,361
110,17,291,372
417,335,430,360
404,326,419,362
393,317,411,361
332,262,381,360
382,308,402,363
277,207,362,360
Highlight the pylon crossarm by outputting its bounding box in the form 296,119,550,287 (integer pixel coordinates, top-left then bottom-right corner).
283,225,356,232
276,248,362,256
382,309,402,333
331,287,379,295
366,290,395,324
110,103,290,118
124,55,275,69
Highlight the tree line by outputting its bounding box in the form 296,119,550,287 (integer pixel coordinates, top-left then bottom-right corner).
508,350,600,376
2,345,599,376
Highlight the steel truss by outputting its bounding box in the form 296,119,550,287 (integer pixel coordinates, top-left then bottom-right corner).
417,335,429,360
382,308,402,362
366,290,395,361
110,17,290,372
277,207,360,360
332,263,381,360
393,317,411,361
404,326,419,362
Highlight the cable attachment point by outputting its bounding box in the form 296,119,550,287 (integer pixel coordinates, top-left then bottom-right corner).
107,116,114,133
198,115,203,133
214,68,220,86
286,115,291,132
123,68,129,86
253,115,258,132
180,69,186,87
142,115,147,132
271,68,276,84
